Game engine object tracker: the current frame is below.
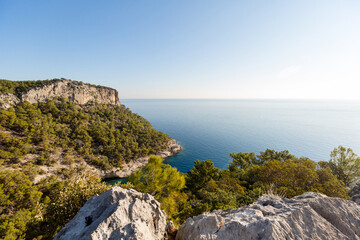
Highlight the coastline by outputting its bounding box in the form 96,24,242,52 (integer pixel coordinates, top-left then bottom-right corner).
98,139,182,179
30,139,182,184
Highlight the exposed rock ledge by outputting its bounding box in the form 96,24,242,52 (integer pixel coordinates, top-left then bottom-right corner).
176,192,360,240
0,78,120,109
100,139,182,179
54,187,167,240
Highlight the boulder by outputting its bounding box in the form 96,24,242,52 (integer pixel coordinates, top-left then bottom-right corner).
350,182,360,204
176,192,360,240
54,187,167,240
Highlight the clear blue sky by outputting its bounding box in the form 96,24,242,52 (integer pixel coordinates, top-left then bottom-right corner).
1,0,360,99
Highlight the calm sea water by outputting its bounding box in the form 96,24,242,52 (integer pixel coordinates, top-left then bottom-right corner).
122,99,360,173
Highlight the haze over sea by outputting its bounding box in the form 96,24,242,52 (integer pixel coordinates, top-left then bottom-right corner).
122,99,360,173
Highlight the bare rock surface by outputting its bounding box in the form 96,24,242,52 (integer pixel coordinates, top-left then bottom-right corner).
54,187,167,240
0,93,20,109
0,79,120,109
350,182,360,204
176,192,360,240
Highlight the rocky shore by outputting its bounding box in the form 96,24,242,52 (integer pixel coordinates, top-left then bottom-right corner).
99,139,182,179
29,139,182,184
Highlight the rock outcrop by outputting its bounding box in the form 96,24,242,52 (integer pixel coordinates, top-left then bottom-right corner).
100,139,183,179
0,93,20,109
54,187,167,240
176,192,360,240
0,79,120,108
350,182,360,204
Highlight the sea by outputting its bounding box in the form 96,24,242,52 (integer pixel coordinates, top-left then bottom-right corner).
121,99,360,174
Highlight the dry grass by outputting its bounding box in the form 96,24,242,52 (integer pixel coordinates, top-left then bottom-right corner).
258,183,287,201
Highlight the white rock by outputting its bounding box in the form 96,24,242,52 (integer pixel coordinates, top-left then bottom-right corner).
176,192,360,240
54,187,167,240
0,93,20,109
0,79,120,109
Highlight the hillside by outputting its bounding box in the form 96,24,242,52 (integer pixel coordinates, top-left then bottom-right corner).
0,79,179,182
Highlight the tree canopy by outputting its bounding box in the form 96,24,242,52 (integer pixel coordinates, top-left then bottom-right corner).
0,99,171,173
328,146,360,187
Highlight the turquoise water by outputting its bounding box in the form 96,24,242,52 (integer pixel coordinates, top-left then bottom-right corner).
105,177,128,185
122,99,360,173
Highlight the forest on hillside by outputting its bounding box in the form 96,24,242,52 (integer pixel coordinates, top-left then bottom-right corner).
0,98,171,173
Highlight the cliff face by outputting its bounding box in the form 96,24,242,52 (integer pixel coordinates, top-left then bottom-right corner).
0,79,120,108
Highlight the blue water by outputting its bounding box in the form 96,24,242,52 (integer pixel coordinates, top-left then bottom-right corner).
122,99,360,173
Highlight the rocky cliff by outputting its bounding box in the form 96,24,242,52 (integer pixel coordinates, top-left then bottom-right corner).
54,187,167,240
0,78,120,108
176,192,360,240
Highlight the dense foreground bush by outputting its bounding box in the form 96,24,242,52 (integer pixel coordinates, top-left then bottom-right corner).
0,168,110,240
128,148,355,225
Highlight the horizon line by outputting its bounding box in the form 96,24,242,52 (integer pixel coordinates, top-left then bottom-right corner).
120,98,360,101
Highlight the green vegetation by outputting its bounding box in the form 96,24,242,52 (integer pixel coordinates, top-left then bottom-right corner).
0,84,357,238
128,156,186,221
0,79,58,97
128,148,352,226
0,89,171,239
0,168,110,240
0,99,171,172
328,146,360,187
0,147,356,239
0,79,115,97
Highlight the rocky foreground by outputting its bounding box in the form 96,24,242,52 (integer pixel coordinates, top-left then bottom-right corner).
54,187,167,240
55,187,360,240
176,192,360,240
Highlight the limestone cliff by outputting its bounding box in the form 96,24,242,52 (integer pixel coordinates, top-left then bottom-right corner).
0,78,120,108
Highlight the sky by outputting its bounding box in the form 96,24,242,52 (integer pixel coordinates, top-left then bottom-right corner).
1,0,360,99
